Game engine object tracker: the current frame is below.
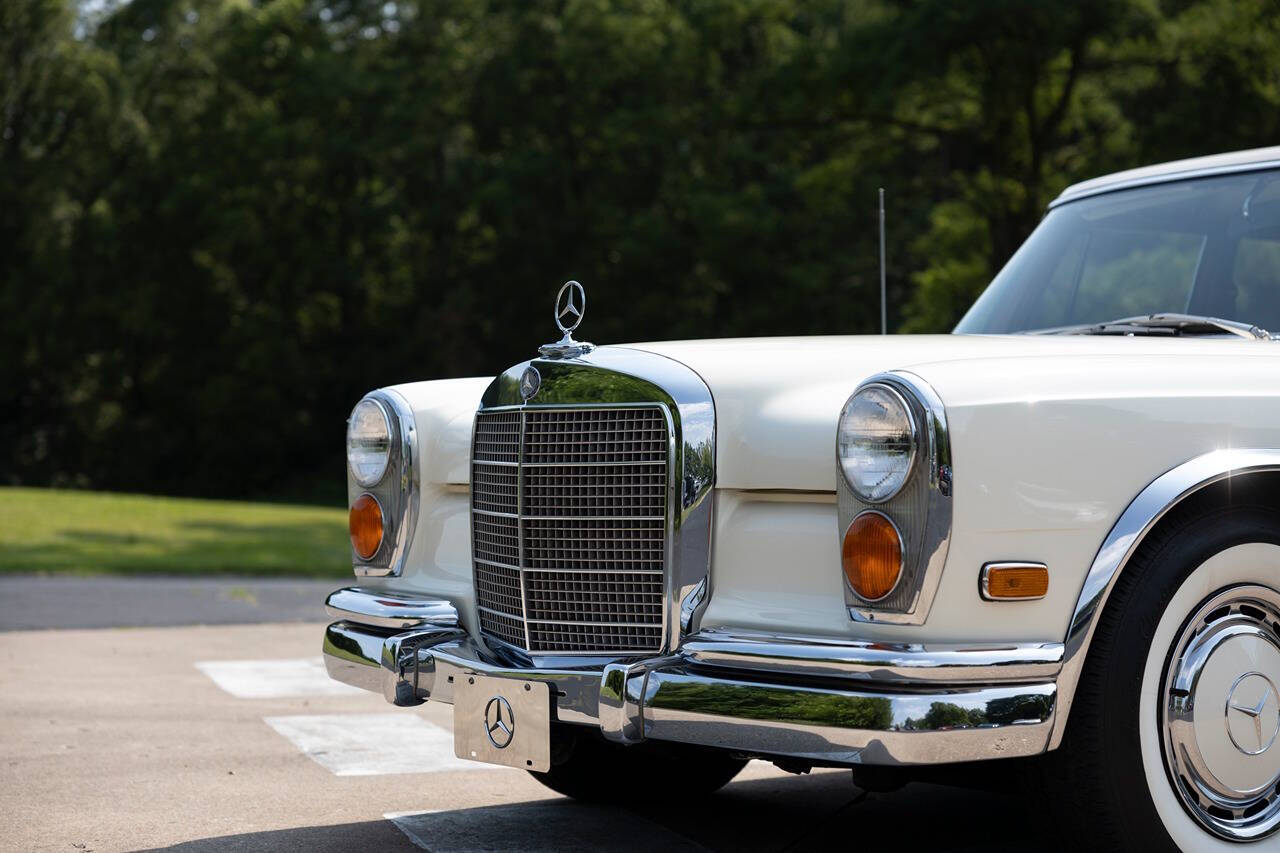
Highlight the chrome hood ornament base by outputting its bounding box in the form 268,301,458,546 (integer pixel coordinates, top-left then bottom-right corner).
539,280,595,359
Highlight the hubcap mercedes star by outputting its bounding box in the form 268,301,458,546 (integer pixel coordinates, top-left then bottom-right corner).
1163,584,1280,841
1228,672,1280,756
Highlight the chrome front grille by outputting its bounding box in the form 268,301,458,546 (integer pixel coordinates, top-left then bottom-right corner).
471,406,670,654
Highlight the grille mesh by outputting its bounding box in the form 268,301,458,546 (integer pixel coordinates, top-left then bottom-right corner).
471,406,669,654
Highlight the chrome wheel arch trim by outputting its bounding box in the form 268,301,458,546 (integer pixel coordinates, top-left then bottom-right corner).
1051,448,1280,750
475,345,717,655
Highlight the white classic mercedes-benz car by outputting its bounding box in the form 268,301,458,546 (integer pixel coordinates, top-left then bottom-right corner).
324,147,1280,850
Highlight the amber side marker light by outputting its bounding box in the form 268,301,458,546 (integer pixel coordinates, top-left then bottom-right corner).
980,562,1049,601
349,493,384,560
842,510,903,601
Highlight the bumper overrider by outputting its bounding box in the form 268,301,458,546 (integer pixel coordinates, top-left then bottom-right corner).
324,587,1063,767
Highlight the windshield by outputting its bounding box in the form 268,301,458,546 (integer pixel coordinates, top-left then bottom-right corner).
955,169,1280,334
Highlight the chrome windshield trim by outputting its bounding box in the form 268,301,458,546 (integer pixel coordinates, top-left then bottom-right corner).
1051,448,1280,749
1049,158,1280,209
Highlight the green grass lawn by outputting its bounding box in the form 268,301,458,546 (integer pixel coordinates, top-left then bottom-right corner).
0,487,352,577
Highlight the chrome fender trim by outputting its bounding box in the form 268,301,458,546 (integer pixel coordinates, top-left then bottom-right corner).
1051,448,1280,749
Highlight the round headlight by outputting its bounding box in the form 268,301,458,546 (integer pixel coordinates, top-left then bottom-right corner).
837,383,917,502
347,399,391,486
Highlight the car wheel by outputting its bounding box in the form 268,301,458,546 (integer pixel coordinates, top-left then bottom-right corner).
1051,503,1280,850
529,726,747,804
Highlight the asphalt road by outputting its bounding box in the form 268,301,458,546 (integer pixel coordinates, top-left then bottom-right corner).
0,582,1046,852
0,575,337,630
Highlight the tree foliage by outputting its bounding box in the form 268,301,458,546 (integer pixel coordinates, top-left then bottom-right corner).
5,0,1279,499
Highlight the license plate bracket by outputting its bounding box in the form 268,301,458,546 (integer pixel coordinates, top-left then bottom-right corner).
453,674,552,772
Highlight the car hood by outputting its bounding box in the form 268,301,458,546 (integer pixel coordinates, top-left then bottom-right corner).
623,333,1269,491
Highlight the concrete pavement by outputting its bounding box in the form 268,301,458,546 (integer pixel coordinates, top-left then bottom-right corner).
0,621,1045,852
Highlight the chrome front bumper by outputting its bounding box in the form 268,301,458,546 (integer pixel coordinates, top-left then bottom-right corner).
323,587,1063,767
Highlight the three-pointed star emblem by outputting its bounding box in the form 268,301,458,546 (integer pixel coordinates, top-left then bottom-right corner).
520,365,541,400
554,280,586,334
484,695,515,749
1227,672,1280,755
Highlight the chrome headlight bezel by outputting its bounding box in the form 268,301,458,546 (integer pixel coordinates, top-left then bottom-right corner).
836,372,952,625
347,398,393,487
837,382,919,503
346,390,418,577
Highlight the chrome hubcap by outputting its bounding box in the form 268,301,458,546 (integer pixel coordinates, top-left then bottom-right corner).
1163,585,1280,841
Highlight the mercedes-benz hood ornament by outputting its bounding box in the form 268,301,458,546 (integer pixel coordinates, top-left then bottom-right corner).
538,280,595,358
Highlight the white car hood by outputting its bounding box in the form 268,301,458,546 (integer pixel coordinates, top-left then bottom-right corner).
625,334,1270,491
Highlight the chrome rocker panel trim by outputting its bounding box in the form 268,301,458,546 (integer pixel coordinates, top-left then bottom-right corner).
1051,448,1280,749
323,589,1060,766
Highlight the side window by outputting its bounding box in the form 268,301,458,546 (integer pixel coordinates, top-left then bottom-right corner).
1233,237,1280,332
1069,230,1205,323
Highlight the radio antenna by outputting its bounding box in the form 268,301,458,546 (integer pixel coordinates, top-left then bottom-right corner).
879,187,887,335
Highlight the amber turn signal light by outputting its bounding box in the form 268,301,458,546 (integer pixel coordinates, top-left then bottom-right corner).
349,493,384,560
842,511,903,601
980,562,1049,601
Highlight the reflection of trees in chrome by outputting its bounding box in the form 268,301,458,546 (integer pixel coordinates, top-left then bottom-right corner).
655,682,893,730
486,363,669,407
538,369,664,405
683,438,715,503
483,361,719,507
903,694,1052,731
904,702,985,731
645,681,1053,734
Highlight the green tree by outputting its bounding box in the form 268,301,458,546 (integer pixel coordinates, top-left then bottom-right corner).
5,0,1280,497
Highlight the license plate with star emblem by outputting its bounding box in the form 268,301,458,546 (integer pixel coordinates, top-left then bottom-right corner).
453,674,552,772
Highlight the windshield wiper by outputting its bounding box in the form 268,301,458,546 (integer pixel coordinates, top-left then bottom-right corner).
1027,313,1273,340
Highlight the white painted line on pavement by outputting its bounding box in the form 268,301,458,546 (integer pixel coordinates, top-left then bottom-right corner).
386,804,709,852
196,657,364,698
266,712,511,776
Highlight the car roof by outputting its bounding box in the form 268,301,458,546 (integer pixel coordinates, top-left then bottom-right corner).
1051,145,1280,208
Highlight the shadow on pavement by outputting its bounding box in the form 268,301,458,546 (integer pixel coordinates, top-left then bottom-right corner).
131,817,414,852
133,772,1045,853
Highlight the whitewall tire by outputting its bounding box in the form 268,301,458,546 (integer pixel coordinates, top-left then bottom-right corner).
1140,544,1280,848
1045,502,1280,851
